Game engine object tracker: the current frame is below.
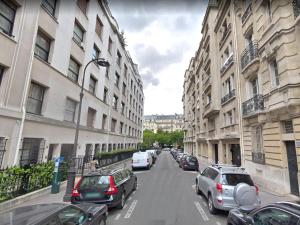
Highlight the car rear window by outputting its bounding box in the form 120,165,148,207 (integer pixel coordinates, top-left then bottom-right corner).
222,174,254,186
187,156,197,162
79,176,110,190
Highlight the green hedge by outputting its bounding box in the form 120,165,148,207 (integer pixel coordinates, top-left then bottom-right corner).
0,161,67,203
95,148,137,158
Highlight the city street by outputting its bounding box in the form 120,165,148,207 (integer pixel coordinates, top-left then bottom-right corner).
107,151,227,225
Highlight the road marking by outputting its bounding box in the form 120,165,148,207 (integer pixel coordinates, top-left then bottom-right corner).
124,200,138,219
115,213,121,220
128,196,132,201
194,201,209,221
216,222,222,225
133,171,149,174
132,191,136,195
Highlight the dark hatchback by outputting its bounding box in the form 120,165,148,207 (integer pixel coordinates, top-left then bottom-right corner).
71,169,137,209
227,201,300,225
0,203,107,225
180,155,199,171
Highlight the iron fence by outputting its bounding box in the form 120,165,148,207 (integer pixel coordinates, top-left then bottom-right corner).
242,94,264,116
241,40,259,70
242,3,252,24
252,152,265,164
293,0,300,18
221,89,236,104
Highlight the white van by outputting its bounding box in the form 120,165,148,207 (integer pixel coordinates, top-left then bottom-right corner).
132,152,153,170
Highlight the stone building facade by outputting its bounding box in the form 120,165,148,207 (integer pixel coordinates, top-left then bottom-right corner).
183,0,300,195
144,114,183,133
0,0,144,168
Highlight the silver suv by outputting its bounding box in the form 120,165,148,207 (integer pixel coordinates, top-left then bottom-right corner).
195,164,260,214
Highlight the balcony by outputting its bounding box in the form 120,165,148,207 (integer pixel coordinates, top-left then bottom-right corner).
242,3,252,24
242,94,264,116
252,152,265,164
203,103,219,118
293,0,300,18
203,74,211,91
220,54,234,75
219,23,232,49
241,40,259,70
208,130,216,139
221,124,239,139
221,89,236,105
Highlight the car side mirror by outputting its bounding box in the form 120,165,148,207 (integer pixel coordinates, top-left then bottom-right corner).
244,215,254,225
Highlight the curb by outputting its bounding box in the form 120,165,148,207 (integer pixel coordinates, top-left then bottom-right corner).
0,158,131,213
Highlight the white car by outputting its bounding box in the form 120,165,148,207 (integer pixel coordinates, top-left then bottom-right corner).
132,152,153,170
146,149,158,163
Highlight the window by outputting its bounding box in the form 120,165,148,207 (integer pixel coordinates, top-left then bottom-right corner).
0,137,7,168
227,111,233,125
0,0,16,36
68,58,80,82
73,21,84,45
120,122,124,134
270,59,279,87
87,107,96,128
124,64,128,78
103,87,108,103
35,31,51,61
283,120,294,133
251,77,258,96
222,174,254,186
128,110,131,120
26,82,45,115
207,93,212,105
92,44,100,60
113,95,118,110
131,79,133,90
0,66,3,86
105,66,109,79
64,98,77,122
77,0,88,14
41,0,56,16
253,208,298,225
84,144,92,162
111,118,117,132
102,114,107,129
58,206,87,225
114,72,120,87
121,102,125,115
20,138,45,166
95,17,103,39
108,37,112,53
89,76,97,95
117,50,122,65
266,0,272,22
122,82,126,96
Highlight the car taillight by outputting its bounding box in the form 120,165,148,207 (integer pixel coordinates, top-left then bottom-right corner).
105,176,118,195
255,185,259,194
71,177,82,198
216,183,223,193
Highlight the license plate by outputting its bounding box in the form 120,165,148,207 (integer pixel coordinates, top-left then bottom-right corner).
190,162,195,165
85,192,101,198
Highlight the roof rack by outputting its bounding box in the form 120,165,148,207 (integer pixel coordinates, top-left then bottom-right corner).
211,164,246,172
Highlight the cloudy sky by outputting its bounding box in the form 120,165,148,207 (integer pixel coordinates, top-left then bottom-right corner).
108,0,208,115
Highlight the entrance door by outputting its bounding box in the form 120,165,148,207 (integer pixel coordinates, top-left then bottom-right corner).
286,141,299,196
47,144,55,162
214,144,218,164
231,144,241,166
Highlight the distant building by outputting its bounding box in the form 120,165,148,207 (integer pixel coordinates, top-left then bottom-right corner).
144,114,183,133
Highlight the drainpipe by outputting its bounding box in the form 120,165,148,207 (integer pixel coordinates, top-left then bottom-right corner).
14,2,40,165
232,3,245,167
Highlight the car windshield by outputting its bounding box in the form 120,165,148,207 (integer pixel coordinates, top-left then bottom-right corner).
187,156,197,162
79,176,110,190
222,174,254,186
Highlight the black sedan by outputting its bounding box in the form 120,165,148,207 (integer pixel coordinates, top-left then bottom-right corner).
0,203,107,225
71,168,137,209
227,201,300,225
179,155,199,171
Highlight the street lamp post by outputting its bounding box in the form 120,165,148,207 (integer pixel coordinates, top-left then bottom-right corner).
63,58,110,202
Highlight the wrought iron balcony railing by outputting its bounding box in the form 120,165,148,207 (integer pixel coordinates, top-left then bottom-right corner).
221,89,236,104
252,152,265,164
220,54,234,74
293,0,300,18
242,94,264,116
241,40,259,70
242,3,252,24
219,23,232,48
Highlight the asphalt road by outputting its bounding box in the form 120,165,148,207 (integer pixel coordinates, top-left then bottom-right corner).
106,151,227,225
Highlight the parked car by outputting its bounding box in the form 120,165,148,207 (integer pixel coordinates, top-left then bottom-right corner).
227,201,300,225
195,164,260,214
180,155,199,171
132,151,153,169
71,168,137,209
176,153,187,163
0,203,107,225
146,149,158,163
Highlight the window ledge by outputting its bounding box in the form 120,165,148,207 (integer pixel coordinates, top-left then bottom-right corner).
0,30,16,43
41,5,59,24
72,38,85,51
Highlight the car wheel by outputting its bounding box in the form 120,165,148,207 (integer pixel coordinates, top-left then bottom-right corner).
147,165,151,170
208,194,217,214
196,182,201,195
133,179,137,191
117,193,125,209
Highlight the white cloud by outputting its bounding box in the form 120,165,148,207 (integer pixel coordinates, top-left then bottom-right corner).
108,1,207,115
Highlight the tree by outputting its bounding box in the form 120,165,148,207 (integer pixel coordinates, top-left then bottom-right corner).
141,130,184,149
